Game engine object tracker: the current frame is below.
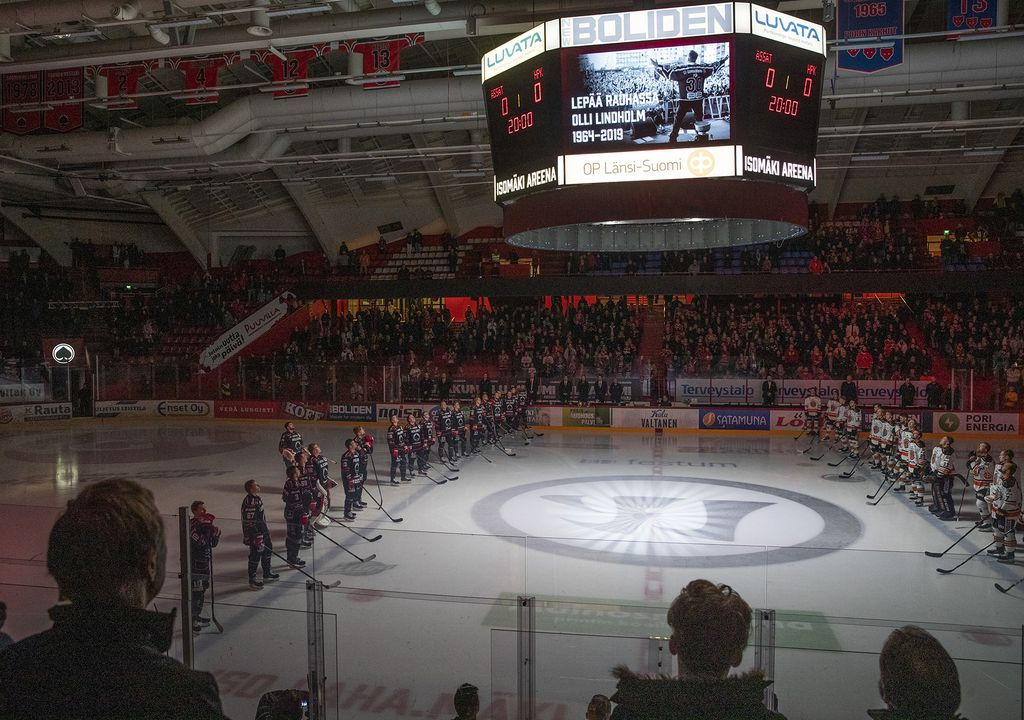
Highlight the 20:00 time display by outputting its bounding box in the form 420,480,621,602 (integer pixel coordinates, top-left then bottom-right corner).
767,96,799,116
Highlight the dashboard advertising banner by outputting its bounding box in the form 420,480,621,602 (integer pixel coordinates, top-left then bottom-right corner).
934,412,1019,436
156,400,212,417
214,400,282,420
0,383,46,403
563,406,612,427
612,407,699,430
327,403,377,422
95,400,156,418
0,403,73,423
699,408,770,430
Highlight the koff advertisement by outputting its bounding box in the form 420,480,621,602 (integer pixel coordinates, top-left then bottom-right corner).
562,406,612,428
698,408,770,430
612,407,699,430
0,402,73,423
199,292,295,372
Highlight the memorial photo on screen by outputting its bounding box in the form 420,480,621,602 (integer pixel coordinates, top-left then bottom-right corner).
564,40,731,151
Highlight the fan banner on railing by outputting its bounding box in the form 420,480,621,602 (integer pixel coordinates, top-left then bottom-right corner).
179,58,227,105
93,64,148,109
351,33,424,89
837,0,903,73
199,292,296,372
43,68,84,132
947,0,996,33
2,71,42,134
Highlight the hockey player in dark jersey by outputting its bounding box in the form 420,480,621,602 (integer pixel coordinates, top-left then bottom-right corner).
438,401,457,464
282,465,311,565
407,413,429,473
353,427,373,509
189,500,221,633
453,401,469,458
470,396,486,452
482,393,497,444
278,421,303,467
241,479,280,589
386,414,408,485
340,438,361,520
308,443,336,528
651,51,728,142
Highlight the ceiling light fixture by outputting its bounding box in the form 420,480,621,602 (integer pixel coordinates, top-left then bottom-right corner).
267,44,287,62
962,148,1003,156
150,17,212,30
424,0,442,16
345,74,406,85
851,153,890,161
0,35,11,62
9,103,54,113
40,28,103,41
453,67,481,76
248,0,273,37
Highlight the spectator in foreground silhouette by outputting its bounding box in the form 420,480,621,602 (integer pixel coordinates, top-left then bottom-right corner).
0,479,228,720
610,579,785,720
868,626,964,720
452,683,479,720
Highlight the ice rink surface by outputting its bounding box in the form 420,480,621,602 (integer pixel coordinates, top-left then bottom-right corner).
1,419,1021,720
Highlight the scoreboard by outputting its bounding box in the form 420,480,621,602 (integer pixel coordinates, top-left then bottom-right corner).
482,3,825,203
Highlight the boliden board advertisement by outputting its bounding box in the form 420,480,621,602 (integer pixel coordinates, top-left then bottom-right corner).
327,403,376,422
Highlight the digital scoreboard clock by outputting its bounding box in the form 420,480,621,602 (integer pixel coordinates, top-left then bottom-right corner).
481,2,825,203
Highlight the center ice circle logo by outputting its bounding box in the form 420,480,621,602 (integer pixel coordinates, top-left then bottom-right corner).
472,475,861,568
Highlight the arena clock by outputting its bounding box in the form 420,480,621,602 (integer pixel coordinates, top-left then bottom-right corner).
481,3,826,203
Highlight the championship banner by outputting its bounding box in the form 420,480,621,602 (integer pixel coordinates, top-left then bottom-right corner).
2,71,42,135
199,292,295,372
43,68,84,132
179,58,226,105
837,0,903,73
95,65,148,109
351,33,424,89
947,0,996,33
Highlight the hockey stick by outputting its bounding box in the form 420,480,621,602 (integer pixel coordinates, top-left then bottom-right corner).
793,428,809,442
994,576,1024,594
423,469,450,485
799,433,819,454
866,474,891,499
493,436,517,457
266,547,342,587
924,523,980,558
809,442,832,462
841,448,869,478
324,514,382,542
366,455,404,523
936,541,996,574
312,525,377,563
866,477,896,506
828,452,852,468
207,555,224,633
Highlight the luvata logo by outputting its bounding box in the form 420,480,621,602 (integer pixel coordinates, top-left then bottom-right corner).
483,26,544,79
700,409,769,430
751,6,824,53
473,475,861,567
284,401,325,421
